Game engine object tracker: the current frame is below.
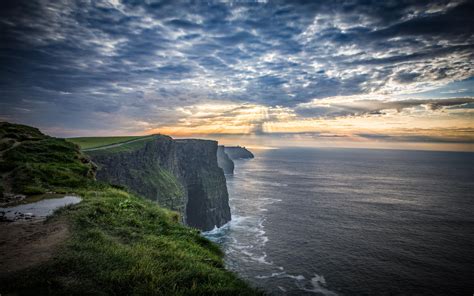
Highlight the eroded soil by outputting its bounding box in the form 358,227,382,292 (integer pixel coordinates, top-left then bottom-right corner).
0,218,69,277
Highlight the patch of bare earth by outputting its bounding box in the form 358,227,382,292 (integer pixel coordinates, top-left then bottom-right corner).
0,218,69,277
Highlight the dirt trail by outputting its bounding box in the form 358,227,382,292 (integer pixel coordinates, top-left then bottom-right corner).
0,139,21,160
0,218,69,277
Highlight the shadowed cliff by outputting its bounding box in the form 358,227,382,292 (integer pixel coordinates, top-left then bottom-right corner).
217,145,234,174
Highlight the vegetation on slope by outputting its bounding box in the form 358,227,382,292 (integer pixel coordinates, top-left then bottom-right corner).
128,166,186,212
0,122,260,295
0,122,96,196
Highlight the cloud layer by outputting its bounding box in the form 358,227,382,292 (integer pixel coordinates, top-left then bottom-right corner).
0,0,473,148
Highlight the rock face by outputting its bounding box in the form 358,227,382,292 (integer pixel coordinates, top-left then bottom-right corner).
87,135,231,231
216,146,234,174
224,146,254,160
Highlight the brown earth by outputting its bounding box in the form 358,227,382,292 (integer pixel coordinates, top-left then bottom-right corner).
0,218,69,277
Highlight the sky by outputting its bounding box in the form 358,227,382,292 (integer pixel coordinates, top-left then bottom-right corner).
1,0,473,151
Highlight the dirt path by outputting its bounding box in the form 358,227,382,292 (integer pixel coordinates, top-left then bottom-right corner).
0,139,21,160
0,218,69,277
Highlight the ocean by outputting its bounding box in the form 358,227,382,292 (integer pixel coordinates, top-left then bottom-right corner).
204,147,474,295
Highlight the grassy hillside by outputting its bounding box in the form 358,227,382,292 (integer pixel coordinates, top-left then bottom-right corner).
0,122,96,196
0,122,260,295
68,136,150,150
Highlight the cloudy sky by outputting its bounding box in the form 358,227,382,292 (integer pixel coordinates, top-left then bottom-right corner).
1,0,473,151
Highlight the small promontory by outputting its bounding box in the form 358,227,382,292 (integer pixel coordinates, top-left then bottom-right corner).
224,146,255,160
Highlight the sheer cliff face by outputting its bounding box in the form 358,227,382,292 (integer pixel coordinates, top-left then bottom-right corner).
87,136,231,231
175,140,230,230
217,146,234,174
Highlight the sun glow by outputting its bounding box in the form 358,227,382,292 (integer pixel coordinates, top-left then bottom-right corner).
140,96,474,151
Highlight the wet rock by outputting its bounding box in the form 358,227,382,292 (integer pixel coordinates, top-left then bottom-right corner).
0,193,26,207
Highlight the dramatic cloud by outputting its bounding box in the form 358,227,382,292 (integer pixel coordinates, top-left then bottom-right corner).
296,96,474,117
0,0,473,149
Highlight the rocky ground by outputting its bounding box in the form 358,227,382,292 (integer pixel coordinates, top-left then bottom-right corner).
0,210,35,222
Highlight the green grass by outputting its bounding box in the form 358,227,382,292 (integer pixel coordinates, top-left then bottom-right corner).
67,136,149,149
1,185,260,295
84,136,157,154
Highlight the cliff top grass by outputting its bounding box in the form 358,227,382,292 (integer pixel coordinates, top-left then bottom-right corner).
85,135,160,154
68,135,163,155
0,122,260,295
68,135,150,150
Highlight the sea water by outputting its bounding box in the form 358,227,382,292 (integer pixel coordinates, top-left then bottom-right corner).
204,148,474,295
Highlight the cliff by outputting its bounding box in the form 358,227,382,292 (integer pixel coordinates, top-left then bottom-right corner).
0,122,259,295
86,136,231,231
217,145,234,174
224,146,255,160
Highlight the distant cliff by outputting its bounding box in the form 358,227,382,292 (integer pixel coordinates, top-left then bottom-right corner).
86,136,231,231
224,146,254,160
217,146,234,174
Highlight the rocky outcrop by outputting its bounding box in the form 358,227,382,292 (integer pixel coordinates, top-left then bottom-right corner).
217,146,234,174
86,135,231,231
224,146,254,160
